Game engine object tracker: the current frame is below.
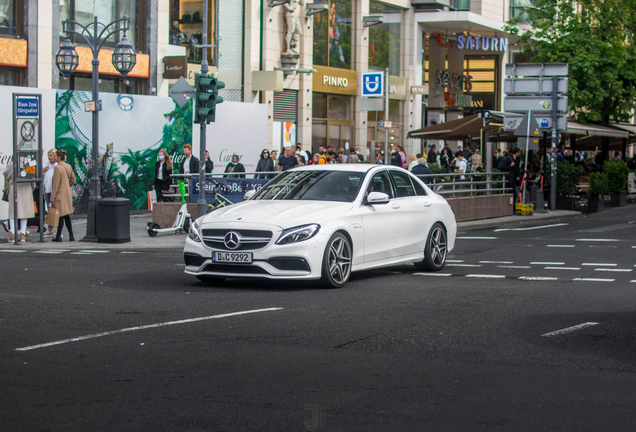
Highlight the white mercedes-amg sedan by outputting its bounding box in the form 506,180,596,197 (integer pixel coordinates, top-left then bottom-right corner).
184,164,457,288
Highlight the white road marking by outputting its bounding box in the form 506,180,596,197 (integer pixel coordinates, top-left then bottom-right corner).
519,276,559,281
70,252,92,255
573,278,615,282
541,322,600,337
15,307,284,352
414,273,451,277
576,239,619,242
446,260,464,263
495,223,569,232
446,264,482,267
581,263,617,267
498,265,532,269
480,261,514,264
465,274,506,278
120,251,139,254
33,251,63,254
544,267,580,270
632,280,636,283
456,237,497,240
596,268,632,272
547,245,575,248
78,250,110,253
531,262,565,265
0,250,27,253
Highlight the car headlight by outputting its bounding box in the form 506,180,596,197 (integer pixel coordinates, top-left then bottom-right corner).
276,224,320,245
188,218,202,243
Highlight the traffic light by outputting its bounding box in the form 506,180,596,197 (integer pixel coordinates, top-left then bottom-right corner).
194,73,225,124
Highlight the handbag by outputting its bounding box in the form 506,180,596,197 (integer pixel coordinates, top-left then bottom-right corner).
1,188,7,202
46,207,59,227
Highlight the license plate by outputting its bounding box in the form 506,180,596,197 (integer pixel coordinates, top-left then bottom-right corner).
212,252,253,263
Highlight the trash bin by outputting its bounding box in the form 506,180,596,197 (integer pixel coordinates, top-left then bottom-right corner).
96,198,131,243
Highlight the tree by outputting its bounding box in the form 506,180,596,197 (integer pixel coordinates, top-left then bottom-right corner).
504,0,636,126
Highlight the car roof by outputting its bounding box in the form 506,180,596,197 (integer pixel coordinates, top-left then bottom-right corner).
289,164,402,174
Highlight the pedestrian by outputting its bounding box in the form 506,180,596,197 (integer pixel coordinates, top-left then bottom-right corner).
453,151,468,180
411,158,434,184
347,151,359,164
440,148,451,173
50,150,76,242
397,145,406,167
318,145,326,155
463,144,473,161
204,151,214,173
42,148,58,236
312,153,321,164
255,148,275,179
318,150,336,164
224,154,245,178
3,159,35,243
492,148,501,170
278,146,299,171
296,153,306,166
427,144,437,165
500,147,521,208
337,148,346,163
355,147,365,162
179,144,199,175
390,147,402,168
154,149,173,202
271,150,278,162
407,152,418,171
470,149,482,171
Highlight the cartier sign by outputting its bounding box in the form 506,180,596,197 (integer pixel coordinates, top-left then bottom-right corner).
163,56,187,79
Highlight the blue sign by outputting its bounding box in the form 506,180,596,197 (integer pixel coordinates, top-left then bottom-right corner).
16,98,39,117
361,72,384,97
539,118,549,128
190,177,270,204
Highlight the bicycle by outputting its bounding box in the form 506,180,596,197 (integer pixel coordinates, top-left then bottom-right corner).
206,180,234,213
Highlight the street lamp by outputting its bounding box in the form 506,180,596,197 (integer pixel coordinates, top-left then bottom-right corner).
55,16,136,241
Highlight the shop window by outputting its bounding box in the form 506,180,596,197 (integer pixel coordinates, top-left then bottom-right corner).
60,0,142,52
312,93,327,118
368,1,401,76
169,0,215,65
367,100,400,124
510,0,534,23
313,0,353,70
328,95,352,120
0,67,21,86
450,0,469,11
58,73,143,94
0,0,19,36
312,121,327,149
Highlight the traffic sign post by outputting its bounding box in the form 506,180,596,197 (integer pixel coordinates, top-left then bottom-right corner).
168,76,196,108
361,72,384,97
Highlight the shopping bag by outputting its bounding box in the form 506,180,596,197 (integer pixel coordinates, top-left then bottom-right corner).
148,190,157,211
46,207,59,227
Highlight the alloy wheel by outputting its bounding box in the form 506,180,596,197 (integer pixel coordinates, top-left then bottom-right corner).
429,226,447,267
327,236,352,285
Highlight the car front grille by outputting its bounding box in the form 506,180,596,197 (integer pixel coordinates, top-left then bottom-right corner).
203,263,269,275
201,229,273,251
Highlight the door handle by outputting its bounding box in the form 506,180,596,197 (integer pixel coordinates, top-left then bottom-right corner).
424,203,432,207
392,204,400,209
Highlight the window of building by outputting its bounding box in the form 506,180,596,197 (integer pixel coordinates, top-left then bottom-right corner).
0,66,21,85
312,93,354,151
169,0,215,65
313,0,353,70
367,100,402,152
60,0,142,51
510,0,534,23
0,0,20,36
368,1,401,76
450,0,470,11
58,73,143,94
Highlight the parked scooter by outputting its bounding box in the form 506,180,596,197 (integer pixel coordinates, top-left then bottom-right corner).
147,181,192,237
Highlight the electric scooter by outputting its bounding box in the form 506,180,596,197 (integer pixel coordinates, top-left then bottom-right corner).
147,181,192,237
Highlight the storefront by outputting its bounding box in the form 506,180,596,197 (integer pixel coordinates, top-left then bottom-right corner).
168,0,215,66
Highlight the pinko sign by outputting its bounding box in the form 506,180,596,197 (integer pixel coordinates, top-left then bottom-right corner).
431,33,509,52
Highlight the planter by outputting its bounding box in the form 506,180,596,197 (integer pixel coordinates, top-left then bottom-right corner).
610,192,627,207
555,195,576,211
587,196,604,213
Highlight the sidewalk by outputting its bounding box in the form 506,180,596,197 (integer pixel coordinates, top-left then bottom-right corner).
0,209,582,250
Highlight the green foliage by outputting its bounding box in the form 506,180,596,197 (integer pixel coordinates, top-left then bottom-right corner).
556,162,584,195
588,172,609,198
602,160,630,193
428,163,444,174
504,0,636,125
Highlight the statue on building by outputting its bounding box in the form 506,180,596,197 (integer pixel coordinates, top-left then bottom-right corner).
284,0,304,55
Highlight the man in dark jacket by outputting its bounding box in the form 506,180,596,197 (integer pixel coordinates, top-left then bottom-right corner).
204,151,214,173
499,147,521,208
427,144,437,165
180,144,200,175
411,158,434,184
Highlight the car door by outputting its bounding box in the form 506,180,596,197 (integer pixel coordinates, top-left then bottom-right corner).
359,170,403,263
388,170,435,256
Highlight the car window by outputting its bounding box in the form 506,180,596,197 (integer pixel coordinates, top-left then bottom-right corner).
411,176,427,196
389,171,416,198
367,171,394,198
252,170,364,202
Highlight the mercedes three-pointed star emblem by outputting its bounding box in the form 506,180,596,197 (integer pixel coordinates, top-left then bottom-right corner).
224,231,240,250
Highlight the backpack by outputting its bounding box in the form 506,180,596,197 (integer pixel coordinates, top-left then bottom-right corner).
464,160,473,174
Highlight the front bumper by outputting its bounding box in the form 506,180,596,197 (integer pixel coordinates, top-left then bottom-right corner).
183,224,327,280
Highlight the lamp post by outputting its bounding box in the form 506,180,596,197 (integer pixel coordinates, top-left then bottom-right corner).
55,16,136,241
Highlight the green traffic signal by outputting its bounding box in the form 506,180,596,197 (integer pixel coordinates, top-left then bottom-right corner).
193,73,225,124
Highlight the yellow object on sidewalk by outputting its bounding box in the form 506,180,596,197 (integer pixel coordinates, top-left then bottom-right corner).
515,203,534,216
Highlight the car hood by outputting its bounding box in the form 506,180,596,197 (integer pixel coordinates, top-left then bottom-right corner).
201,200,354,229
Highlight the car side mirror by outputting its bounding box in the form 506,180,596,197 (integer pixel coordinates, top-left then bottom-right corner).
244,190,256,200
366,191,390,205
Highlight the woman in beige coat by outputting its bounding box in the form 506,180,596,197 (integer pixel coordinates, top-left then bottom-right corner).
3,161,35,243
50,150,76,242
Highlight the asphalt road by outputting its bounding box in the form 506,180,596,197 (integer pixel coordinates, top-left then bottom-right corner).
1,205,635,431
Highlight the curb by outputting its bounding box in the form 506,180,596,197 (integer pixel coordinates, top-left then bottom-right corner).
457,210,582,230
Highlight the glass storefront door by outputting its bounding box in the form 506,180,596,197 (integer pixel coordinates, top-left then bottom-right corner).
312,93,354,153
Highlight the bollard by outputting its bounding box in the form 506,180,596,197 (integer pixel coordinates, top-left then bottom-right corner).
535,185,547,213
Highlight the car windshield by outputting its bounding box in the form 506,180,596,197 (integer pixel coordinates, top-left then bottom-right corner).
252,170,365,202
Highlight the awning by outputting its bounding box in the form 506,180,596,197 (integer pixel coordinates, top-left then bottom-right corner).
611,123,636,135
407,114,502,140
565,121,629,138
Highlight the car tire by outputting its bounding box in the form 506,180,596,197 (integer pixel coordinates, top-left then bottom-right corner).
147,223,160,237
196,276,226,284
414,223,447,272
320,232,352,288
183,217,191,233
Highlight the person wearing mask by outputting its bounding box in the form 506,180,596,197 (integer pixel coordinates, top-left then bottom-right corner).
355,147,365,162
204,151,214,173
154,149,173,202
3,158,35,243
318,150,336,164
180,144,199,175
427,144,437,165
255,149,275,179
224,154,245,178
50,150,76,242
500,147,521,208
411,158,434,184
42,148,58,236
390,148,402,168
278,146,299,171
